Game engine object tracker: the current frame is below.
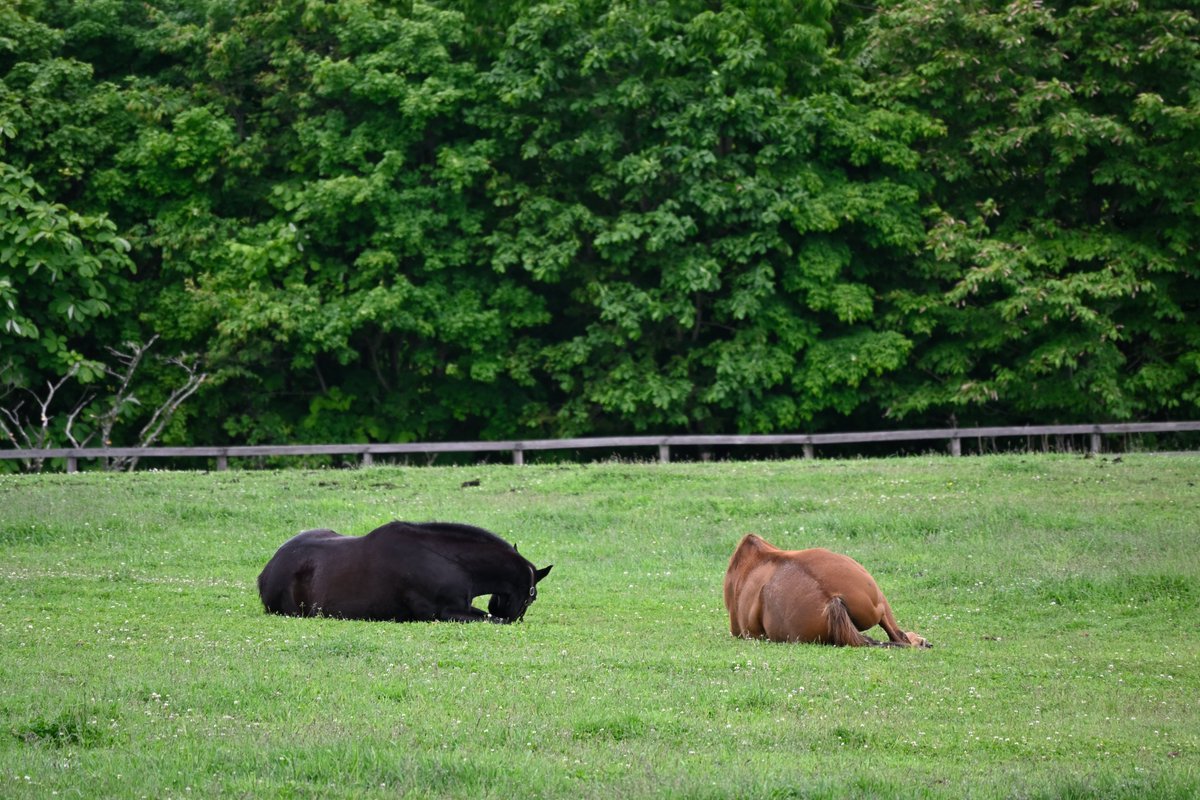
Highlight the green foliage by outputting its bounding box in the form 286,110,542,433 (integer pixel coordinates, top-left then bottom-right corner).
2,0,1196,450
0,163,133,385
858,0,1200,422
111,0,931,443
479,0,927,433
150,0,552,444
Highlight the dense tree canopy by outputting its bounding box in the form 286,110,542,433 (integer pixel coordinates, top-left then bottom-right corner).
1,0,1197,462
859,0,1200,422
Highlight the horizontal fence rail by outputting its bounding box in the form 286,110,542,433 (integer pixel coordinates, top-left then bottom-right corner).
2,421,1199,472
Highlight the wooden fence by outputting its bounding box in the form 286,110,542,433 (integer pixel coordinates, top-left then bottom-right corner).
2,421,1198,472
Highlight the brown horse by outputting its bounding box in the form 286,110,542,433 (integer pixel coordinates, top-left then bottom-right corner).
724,534,929,647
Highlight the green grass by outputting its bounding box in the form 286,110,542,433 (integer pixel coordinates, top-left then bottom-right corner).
1,454,1197,798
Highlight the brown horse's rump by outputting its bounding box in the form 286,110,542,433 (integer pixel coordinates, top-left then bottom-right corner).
723,534,929,647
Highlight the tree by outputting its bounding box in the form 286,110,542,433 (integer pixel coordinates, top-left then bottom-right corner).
144,0,933,440
857,0,1200,422
9,0,1192,458
147,0,552,444
1,1,205,457
475,0,930,434
0,163,133,388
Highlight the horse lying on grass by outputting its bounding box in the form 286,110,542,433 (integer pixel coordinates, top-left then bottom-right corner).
724,534,929,648
258,521,552,623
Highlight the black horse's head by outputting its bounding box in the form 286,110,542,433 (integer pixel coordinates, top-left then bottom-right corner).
488,564,553,623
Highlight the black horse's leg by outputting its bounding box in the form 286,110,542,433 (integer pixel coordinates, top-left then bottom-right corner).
435,606,492,623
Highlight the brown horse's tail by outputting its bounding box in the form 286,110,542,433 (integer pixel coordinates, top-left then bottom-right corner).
823,596,871,647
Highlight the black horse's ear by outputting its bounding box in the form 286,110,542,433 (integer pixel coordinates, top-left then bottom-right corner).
535,564,553,582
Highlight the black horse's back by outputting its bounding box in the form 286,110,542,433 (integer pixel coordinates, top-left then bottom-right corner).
368,520,516,551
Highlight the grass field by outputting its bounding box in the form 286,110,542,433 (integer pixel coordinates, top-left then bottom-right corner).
1,454,1197,798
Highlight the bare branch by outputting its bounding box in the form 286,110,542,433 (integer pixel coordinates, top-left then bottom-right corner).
133,355,207,451
103,335,158,393
0,363,80,471
3,340,207,472
102,346,207,472
64,392,97,448
0,401,29,449
91,338,158,460
34,365,80,432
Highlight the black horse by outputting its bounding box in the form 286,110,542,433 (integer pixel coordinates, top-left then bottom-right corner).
257,521,553,623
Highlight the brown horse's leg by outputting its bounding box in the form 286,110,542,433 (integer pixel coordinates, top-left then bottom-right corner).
878,606,907,644
743,587,769,639
877,600,916,646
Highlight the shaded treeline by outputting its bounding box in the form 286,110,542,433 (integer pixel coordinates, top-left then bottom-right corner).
2,0,1197,460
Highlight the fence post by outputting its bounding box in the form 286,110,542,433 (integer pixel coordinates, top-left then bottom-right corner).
512,447,525,466
802,443,814,460
361,451,373,467
66,457,78,473
216,454,228,471
949,435,962,456
658,444,670,463
1090,432,1101,456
